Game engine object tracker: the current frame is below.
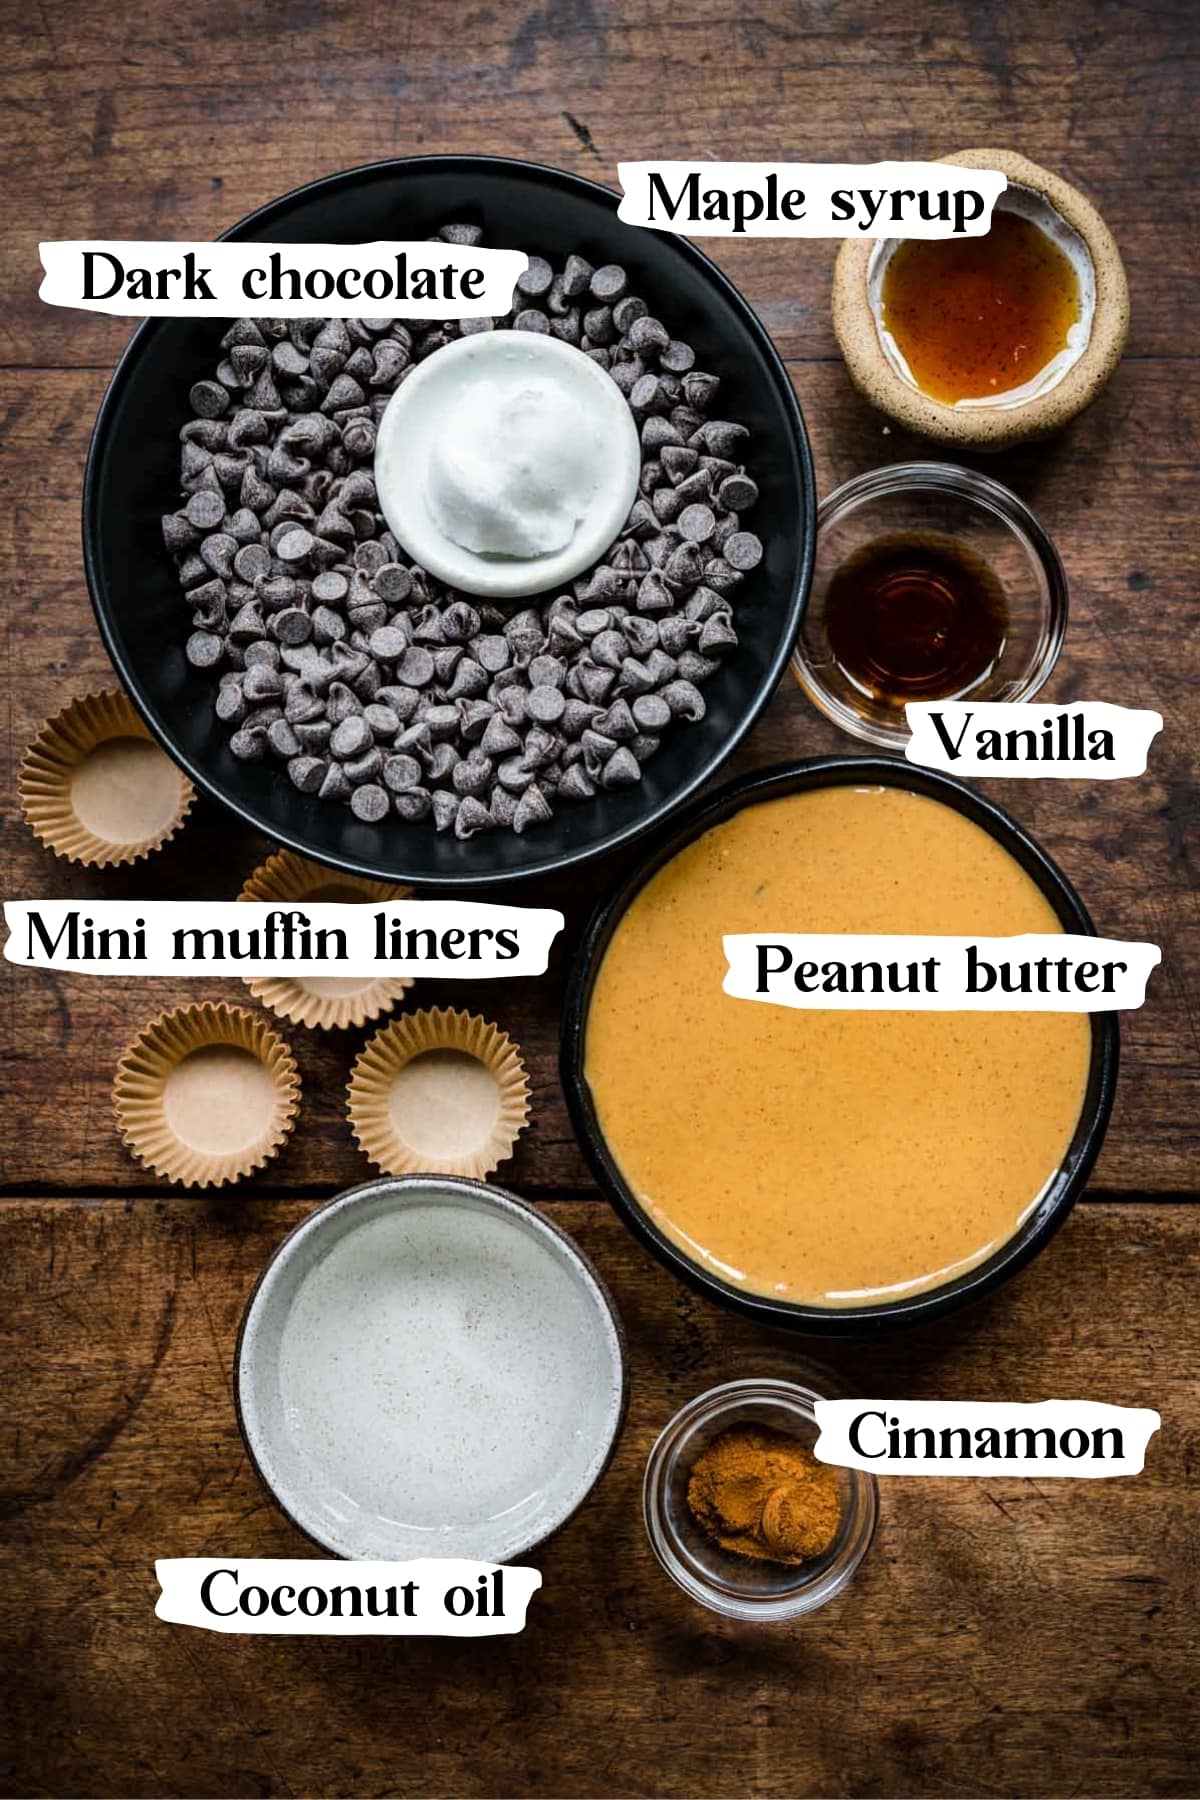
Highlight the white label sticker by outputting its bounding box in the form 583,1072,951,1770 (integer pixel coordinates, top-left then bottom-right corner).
617,161,1006,237
2,899,563,978
38,241,527,318
723,932,1160,1011
155,1559,541,1635
814,1400,1161,1477
905,702,1163,779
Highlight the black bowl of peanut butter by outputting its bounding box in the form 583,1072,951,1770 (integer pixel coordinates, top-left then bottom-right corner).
561,757,1118,1332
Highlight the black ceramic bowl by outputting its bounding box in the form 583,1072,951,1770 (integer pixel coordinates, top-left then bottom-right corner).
561,757,1119,1334
83,155,816,887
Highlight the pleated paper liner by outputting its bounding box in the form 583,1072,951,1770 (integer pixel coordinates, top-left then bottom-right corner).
238,848,415,1031
113,1002,301,1188
348,1007,531,1179
19,689,194,866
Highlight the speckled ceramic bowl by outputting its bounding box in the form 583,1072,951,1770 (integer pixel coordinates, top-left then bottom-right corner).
832,148,1130,449
236,1175,627,1560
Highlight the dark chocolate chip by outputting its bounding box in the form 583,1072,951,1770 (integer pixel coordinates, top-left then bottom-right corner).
184,489,225,531
398,646,435,686
350,783,389,822
186,630,223,669
474,634,511,674
357,703,396,741
229,727,266,761
629,316,670,356
311,605,347,646
677,649,721,683
558,763,596,802
371,563,412,604
660,340,696,373
601,747,640,788
664,542,707,588
723,530,763,571
717,471,758,511
287,754,325,791
512,783,552,833
622,615,658,657
632,693,671,732
451,752,492,797
439,222,484,247
590,264,627,302
660,679,707,721
368,625,408,662
562,253,593,298
642,419,684,455
318,762,351,802
344,746,384,785
517,255,554,298
677,503,716,543
455,796,495,838
432,790,460,832
612,294,648,333
394,788,432,823
276,526,315,564
651,486,683,524
270,608,312,646
189,380,230,419
527,684,566,724
330,715,372,759
267,719,301,759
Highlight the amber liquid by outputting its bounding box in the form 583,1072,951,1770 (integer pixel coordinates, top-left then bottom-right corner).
824,533,1007,706
881,210,1081,404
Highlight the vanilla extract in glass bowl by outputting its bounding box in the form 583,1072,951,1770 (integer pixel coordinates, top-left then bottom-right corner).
823,530,1007,708
792,462,1068,750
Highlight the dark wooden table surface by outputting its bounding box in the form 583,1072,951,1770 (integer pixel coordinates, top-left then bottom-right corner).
2,2,1197,1796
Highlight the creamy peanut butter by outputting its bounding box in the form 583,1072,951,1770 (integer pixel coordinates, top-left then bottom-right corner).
585,786,1091,1307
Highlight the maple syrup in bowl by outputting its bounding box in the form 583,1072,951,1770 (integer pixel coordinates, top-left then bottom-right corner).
875,204,1089,409
792,463,1067,748
831,151,1129,451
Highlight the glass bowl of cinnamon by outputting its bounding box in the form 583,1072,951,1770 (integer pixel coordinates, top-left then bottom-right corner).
643,1376,878,1620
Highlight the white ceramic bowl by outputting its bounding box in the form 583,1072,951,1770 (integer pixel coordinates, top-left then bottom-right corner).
373,330,641,598
237,1176,627,1561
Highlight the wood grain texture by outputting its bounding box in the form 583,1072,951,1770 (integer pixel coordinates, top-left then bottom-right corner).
2,0,1197,369
2,0,1198,1794
2,355,1196,1193
0,1197,1196,1800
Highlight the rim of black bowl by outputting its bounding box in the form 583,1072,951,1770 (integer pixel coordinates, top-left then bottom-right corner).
82,153,816,887
560,757,1120,1334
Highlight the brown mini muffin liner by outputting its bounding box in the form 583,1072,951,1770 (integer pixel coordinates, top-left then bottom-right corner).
19,689,195,866
237,848,415,1031
347,1007,531,1180
113,1002,301,1189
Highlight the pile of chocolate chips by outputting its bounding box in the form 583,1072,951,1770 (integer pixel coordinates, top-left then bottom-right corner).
162,225,763,839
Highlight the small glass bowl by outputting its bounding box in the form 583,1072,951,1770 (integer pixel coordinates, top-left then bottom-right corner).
791,461,1068,749
643,1377,878,1621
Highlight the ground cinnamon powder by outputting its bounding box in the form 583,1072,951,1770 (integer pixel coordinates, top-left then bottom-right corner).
686,1424,842,1565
